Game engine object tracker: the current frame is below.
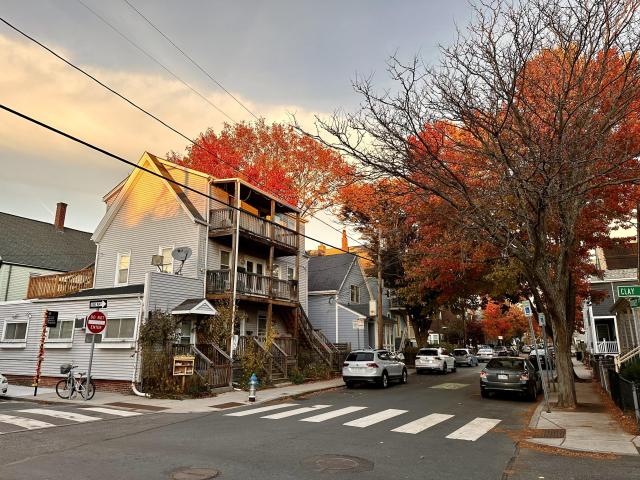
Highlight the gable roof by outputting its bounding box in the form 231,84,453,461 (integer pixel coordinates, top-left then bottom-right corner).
0,212,95,271
308,253,357,291
92,152,206,242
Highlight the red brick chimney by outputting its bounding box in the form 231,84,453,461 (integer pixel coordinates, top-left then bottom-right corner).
342,229,349,252
54,202,67,231
317,244,326,256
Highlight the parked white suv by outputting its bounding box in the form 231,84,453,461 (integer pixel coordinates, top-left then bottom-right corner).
342,349,408,388
415,347,456,374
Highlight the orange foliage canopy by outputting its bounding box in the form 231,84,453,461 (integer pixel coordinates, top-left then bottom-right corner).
482,302,538,342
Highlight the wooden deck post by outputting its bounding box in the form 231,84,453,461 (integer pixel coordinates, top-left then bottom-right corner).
267,199,276,335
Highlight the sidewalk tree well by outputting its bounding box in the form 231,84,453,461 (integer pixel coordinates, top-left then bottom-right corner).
303,0,640,407
168,119,352,217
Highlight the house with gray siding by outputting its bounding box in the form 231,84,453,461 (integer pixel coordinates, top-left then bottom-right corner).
307,254,377,349
0,151,321,391
0,206,95,301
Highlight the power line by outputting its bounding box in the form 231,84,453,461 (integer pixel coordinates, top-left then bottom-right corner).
0,103,373,264
75,0,236,123
122,0,259,121
0,15,370,253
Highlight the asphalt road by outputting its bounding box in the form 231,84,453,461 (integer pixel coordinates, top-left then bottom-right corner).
0,366,636,480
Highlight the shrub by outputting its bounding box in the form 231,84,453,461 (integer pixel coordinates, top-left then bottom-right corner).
621,360,640,382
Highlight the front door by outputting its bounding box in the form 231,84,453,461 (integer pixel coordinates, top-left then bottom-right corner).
177,319,194,345
596,322,612,341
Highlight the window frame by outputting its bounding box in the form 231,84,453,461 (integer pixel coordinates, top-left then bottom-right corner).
102,317,137,342
159,245,174,274
350,285,360,303
220,250,231,270
287,266,295,281
115,251,131,286
2,319,29,343
46,319,74,342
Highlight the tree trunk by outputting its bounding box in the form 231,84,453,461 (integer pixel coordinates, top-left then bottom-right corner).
553,320,577,408
410,317,432,347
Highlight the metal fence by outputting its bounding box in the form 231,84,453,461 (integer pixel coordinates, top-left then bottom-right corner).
591,357,640,428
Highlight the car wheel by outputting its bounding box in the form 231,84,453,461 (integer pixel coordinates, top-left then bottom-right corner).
401,368,408,384
481,388,489,398
345,381,354,389
442,364,447,375
527,385,537,401
452,363,457,373
380,371,389,388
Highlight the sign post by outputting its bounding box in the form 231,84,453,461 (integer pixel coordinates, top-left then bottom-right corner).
353,318,364,349
85,309,107,401
523,301,550,413
538,312,555,393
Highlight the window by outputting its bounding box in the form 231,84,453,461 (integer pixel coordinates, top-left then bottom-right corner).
256,263,264,275
103,318,136,340
159,246,173,273
220,251,230,270
257,312,267,336
115,252,131,285
47,320,73,340
346,352,374,362
3,321,27,341
246,261,254,273
176,320,192,345
287,266,295,281
272,264,281,279
350,285,360,303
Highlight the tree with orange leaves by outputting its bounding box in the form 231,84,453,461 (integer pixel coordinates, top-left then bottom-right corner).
169,119,351,217
308,0,640,407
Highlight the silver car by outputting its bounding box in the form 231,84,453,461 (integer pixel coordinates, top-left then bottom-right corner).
342,349,408,388
477,347,494,362
453,348,479,367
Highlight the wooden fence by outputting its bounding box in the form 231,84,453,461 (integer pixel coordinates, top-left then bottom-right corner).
26,266,94,299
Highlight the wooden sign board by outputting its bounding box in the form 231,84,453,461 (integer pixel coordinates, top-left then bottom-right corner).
173,355,195,376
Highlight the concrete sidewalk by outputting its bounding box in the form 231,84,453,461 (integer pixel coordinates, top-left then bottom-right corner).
3,377,345,414
527,358,640,456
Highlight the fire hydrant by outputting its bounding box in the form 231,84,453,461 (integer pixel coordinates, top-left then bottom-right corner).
248,373,258,402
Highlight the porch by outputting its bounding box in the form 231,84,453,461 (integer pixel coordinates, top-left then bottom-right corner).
591,317,620,355
206,269,298,303
26,265,94,299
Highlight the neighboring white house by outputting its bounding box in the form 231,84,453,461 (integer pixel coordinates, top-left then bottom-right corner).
0,152,314,391
0,205,95,301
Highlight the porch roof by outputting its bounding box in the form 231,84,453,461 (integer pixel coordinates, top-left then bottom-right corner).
172,298,218,316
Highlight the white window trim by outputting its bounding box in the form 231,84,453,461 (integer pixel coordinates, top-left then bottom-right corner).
220,249,231,270
1,319,29,343
115,251,131,286
101,317,138,342
45,319,74,343
159,245,175,274
350,285,360,303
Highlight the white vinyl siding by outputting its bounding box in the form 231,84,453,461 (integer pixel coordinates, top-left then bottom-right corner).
0,264,61,301
145,271,204,315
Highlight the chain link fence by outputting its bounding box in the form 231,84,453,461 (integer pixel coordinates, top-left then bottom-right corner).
591,357,640,428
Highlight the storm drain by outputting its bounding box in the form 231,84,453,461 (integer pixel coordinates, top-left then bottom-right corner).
529,428,566,438
302,455,374,473
170,467,219,480
210,402,245,409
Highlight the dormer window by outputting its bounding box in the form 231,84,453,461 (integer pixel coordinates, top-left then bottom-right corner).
115,252,131,286
350,285,360,303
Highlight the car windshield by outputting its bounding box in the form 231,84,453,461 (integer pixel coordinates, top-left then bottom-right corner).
346,352,374,362
453,349,468,355
418,349,438,356
486,358,525,370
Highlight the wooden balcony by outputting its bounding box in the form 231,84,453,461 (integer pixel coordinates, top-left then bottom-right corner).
209,208,298,254
206,269,298,304
26,266,94,299
595,340,619,355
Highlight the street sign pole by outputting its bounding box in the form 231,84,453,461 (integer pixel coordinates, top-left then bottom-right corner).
525,303,550,413
86,332,95,402
84,309,107,401
540,320,554,393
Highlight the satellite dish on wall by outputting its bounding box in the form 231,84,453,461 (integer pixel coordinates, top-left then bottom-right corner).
171,247,192,275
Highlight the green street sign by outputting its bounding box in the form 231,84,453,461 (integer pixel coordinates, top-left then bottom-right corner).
617,285,640,297
630,298,640,308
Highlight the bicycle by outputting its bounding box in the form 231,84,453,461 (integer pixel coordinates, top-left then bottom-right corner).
56,363,96,400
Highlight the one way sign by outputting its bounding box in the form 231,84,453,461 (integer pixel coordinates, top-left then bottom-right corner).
89,299,107,309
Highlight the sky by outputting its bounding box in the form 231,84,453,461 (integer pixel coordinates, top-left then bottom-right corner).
0,0,472,249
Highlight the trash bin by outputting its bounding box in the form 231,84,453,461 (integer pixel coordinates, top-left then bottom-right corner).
576,351,583,361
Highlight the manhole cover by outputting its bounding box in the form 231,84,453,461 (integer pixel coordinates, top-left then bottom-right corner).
211,402,245,409
529,428,566,438
302,454,373,473
170,467,219,480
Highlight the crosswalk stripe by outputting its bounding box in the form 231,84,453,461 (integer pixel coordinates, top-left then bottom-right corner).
81,407,142,417
261,405,331,419
391,413,454,434
18,408,101,423
225,403,298,417
344,409,408,428
445,417,501,441
0,414,55,430
300,406,367,423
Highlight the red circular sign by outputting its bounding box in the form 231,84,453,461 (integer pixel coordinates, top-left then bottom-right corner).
86,311,107,334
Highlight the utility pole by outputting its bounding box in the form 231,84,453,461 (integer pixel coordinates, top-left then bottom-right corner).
377,226,384,350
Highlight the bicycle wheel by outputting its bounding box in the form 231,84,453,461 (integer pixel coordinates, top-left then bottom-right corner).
55,379,71,399
80,379,96,400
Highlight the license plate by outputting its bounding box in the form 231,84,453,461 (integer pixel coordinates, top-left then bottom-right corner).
351,367,364,372
498,374,508,380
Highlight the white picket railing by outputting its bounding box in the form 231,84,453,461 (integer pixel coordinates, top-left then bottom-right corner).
596,340,619,355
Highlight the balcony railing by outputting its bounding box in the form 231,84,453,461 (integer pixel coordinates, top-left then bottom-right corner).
209,208,298,250
26,266,94,299
596,340,619,355
206,269,298,302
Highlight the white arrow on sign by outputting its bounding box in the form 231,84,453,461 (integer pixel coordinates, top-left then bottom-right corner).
89,300,107,309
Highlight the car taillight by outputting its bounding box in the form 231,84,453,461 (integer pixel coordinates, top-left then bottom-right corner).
366,363,379,368
480,371,487,379
343,362,349,367
520,372,529,381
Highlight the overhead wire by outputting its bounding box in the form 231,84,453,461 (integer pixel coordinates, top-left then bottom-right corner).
0,103,374,263
0,14,371,253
